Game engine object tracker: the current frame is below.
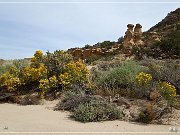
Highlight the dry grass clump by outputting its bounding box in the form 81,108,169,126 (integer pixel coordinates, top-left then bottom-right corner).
19,93,41,105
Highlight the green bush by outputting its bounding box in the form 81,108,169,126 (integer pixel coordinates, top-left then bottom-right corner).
61,90,77,103
43,50,73,79
73,100,123,122
147,60,180,93
97,60,148,90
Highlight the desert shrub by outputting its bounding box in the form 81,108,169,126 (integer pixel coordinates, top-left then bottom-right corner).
136,72,152,87
22,64,47,83
20,93,41,105
138,102,158,124
66,60,90,85
0,62,27,92
59,72,71,88
147,60,180,93
43,50,73,79
23,50,81,96
39,60,90,97
39,75,58,98
61,90,77,103
0,72,21,92
96,60,148,92
159,81,176,102
0,50,90,99
139,59,180,94
20,50,47,86
138,98,171,124
3,77,21,92
38,53,90,97
30,50,44,68
0,69,28,92
73,100,123,122
56,94,92,111
138,111,152,124
134,72,153,97
37,50,73,97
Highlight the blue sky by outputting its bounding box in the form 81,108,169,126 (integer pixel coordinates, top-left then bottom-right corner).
0,0,179,59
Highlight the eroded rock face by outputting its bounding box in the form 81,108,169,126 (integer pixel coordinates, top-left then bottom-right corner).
74,49,83,60
83,49,92,59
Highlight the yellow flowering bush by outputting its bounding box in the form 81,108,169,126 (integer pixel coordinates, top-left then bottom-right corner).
0,72,11,85
49,75,58,87
22,64,47,82
34,50,43,58
159,81,176,100
4,77,21,92
9,66,19,76
39,75,58,98
31,50,43,68
0,72,21,92
0,50,90,96
39,60,90,96
39,79,49,98
59,72,71,87
66,60,90,85
136,72,152,86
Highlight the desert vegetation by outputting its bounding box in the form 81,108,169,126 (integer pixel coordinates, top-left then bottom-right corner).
0,49,179,124
0,8,180,125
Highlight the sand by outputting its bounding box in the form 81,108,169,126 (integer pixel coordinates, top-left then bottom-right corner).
0,102,179,135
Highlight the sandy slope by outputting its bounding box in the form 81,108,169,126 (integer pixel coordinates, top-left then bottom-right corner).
0,103,179,135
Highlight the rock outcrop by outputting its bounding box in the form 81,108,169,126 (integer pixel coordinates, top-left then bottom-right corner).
123,24,135,47
123,23,144,48
134,24,144,45
68,44,121,60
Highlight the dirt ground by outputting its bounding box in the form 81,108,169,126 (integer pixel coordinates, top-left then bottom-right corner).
0,101,179,135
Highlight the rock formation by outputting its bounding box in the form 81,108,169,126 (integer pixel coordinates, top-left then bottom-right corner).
123,24,135,47
134,23,144,45
73,49,83,60
123,23,144,48
83,49,92,60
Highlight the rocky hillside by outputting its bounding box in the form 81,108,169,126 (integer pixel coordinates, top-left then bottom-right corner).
148,8,180,34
